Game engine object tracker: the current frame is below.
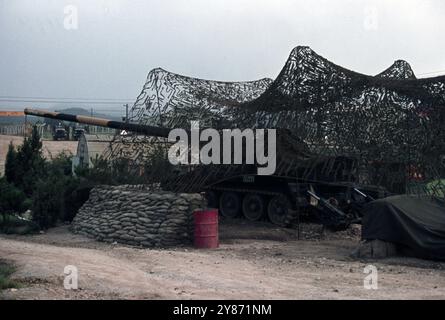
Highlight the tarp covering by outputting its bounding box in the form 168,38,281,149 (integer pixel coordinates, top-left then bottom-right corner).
362,195,445,261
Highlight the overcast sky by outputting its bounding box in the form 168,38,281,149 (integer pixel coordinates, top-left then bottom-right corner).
1,0,444,114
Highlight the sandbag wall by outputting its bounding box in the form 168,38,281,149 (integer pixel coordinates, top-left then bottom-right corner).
71,185,206,247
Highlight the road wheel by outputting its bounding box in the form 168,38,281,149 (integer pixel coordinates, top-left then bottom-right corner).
242,193,265,221
205,190,219,209
268,195,291,227
219,192,241,218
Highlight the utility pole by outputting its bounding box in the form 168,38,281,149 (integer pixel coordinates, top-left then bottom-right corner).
125,104,129,123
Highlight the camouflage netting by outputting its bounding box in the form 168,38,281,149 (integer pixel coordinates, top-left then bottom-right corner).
105,46,445,196
128,67,272,128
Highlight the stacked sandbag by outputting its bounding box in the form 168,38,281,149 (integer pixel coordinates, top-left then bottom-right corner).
71,185,205,247
351,239,398,259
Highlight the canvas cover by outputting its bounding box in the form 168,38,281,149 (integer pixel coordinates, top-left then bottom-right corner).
362,195,445,261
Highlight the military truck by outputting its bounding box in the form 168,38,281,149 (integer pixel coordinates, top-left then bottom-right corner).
73,127,86,141
52,125,68,141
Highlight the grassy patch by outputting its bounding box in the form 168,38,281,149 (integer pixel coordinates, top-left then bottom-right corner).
0,261,19,290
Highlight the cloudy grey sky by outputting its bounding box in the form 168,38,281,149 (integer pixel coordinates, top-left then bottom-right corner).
1,0,444,114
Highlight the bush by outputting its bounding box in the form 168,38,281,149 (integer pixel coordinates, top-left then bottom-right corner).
31,153,78,228
75,144,173,186
0,178,28,227
0,178,35,234
5,126,45,195
0,178,27,213
62,178,90,222
3,127,175,230
0,261,19,290
4,142,17,183
2,128,89,230
30,152,94,228
31,176,65,229
0,215,39,235
75,155,141,185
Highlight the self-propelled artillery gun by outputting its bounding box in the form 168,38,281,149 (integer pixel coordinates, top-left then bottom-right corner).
25,107,389,230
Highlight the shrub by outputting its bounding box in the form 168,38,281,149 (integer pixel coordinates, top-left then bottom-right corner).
0,215,39,235
5,126,45,195
31,176,65,229
31,152,91,228
0,178,28,227
62,179,90,222
4,142,17,183
2,128,89,230
0,261,19,290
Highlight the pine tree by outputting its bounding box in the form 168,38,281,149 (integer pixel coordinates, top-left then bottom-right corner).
14,126,45,195
29,125,43,155
4,142,17,184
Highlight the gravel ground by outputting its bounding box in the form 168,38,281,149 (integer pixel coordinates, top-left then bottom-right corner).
0,219,444,300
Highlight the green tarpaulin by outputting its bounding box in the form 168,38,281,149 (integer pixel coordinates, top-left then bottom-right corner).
362,195,445,261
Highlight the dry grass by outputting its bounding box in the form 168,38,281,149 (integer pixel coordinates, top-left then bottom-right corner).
0,260,18,290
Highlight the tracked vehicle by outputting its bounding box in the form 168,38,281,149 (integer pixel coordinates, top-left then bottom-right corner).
25,108,389,230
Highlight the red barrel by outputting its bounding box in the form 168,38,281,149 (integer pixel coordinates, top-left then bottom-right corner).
194,209,219,248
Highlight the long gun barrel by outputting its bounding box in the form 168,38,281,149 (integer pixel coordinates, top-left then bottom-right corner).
24,108,171,138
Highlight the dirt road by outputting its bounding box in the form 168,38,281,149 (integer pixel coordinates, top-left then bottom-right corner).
1,221,445,299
